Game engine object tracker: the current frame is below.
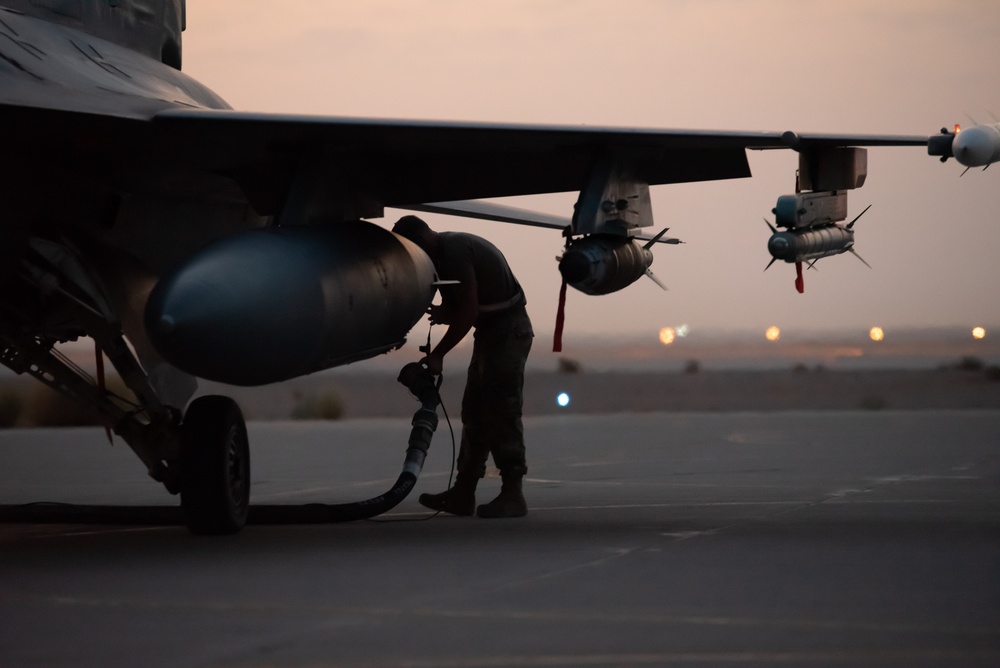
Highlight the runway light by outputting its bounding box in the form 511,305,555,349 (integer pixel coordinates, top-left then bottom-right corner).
765,326,781,342
659,327,676,345
557,392,570,407
870,326,885,342
676,324,690,338
973,327,986,340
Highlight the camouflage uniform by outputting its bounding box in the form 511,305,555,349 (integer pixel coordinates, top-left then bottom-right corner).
394,219,533,516
458,304,533,478
433,232,533,479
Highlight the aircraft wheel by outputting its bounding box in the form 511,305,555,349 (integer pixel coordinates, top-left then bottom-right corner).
180,395,250,535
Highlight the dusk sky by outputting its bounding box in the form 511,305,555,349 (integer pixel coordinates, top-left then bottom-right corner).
181,1,1000,344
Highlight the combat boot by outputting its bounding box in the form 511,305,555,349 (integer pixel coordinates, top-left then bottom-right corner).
476,473,527,518
418,472,478,516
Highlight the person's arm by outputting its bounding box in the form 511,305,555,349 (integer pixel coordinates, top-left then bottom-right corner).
424,273,478,375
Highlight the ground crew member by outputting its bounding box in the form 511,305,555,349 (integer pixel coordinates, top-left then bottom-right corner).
392,216,533,518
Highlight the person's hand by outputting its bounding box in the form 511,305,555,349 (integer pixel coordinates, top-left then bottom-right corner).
421,352,444,376
428,304,452,325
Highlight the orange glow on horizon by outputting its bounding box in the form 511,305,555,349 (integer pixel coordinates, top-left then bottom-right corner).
765,326,780,342
870,327,885,342
973,327,986,340
659,327,676,345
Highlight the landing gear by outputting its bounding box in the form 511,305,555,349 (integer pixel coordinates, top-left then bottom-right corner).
0,237,255,535
180,396,250,535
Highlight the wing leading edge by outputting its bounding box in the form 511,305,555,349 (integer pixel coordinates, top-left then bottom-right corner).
151,109,928,220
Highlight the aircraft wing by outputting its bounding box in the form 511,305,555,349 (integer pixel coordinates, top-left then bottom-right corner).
149,109,928,218
0,3,942,535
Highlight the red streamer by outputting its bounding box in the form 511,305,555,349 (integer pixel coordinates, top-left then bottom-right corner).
552,279,568,352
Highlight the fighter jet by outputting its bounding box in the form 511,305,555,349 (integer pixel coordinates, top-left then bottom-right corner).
0,1,933,534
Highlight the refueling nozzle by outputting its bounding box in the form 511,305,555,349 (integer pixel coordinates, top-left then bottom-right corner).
395,361,441,482
397,361,440,407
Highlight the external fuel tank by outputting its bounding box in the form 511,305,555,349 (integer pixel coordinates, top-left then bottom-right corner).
146,221,436,385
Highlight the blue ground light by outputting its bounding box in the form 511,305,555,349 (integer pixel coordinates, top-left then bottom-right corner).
557,392,570,407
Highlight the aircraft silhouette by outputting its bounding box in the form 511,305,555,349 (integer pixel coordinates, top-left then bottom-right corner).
2,1,944,533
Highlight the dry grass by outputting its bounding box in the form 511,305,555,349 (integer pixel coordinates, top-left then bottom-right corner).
291,390,345,421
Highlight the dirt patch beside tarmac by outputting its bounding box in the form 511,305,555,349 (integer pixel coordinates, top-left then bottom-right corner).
199,368,1000,421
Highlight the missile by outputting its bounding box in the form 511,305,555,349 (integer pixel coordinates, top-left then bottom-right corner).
763,204,871,294
765,223,861,294
767,224,856,264
145,221,436,386
558,234,656,295
764,194,870,267
952,123,1000,168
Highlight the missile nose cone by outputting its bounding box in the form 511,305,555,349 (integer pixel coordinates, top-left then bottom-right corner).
768,233,793,261
640,246,655,270
953,125,1000,167
558,250,590,283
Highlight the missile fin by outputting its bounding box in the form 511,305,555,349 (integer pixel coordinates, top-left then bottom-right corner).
849,248,872,269
644,268,668,291
642,227,670,249
845,204,872,230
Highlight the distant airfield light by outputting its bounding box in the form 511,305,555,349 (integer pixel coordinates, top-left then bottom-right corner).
676,324,690,338
972,327,986,340
765,326,781,342
557,392,571,407
869,327,885,342
659,327,676,345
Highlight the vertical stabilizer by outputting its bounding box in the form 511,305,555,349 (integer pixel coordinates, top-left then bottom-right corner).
2,0,186,69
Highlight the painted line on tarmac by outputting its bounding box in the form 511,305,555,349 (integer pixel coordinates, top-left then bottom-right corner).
345,649,1000,667
384,497,966,518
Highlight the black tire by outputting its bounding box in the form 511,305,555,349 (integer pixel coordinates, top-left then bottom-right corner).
180,395,250,535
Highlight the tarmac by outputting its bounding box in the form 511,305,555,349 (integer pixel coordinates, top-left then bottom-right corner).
1,409,999,666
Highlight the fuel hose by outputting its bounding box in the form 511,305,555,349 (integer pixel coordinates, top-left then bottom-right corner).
249,362,441,524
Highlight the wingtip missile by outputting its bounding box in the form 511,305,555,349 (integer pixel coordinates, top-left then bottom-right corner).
930,122,1000,169
953,123,1000,167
